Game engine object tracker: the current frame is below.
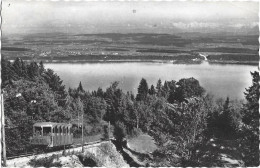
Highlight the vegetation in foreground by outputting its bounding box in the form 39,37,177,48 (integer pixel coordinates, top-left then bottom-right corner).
28,142,128,167
1,58,259,166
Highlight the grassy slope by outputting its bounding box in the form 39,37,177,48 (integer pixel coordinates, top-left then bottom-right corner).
127,134,157,154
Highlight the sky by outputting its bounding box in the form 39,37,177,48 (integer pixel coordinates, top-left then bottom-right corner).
2,0,259,35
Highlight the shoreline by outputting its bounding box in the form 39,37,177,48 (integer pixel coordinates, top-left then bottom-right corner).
7,58,258,66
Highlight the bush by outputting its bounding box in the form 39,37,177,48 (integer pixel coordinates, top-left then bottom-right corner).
62,149,67,156
78,152,100,167
29,154,62,167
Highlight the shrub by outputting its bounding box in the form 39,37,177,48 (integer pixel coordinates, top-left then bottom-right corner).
99,143,113,155
28,155,62,167
78,152,100,167
62,150,66,156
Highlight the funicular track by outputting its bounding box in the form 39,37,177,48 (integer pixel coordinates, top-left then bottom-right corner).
7,139,108,160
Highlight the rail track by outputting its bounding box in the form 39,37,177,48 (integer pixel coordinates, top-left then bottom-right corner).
7,139,107,160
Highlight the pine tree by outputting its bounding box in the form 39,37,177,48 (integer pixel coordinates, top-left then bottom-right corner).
12,58,23,77
39,61,45,75
220,97,236,135
136,78,149,101
77,81,84,92
167,90,175,104
162,81,169,98
240,71,259,166
242,71,259,127
1,58,15,86
156,79,162,97
149,85,156,95
44,69,66,93
27,62,39,79
96,87,104,97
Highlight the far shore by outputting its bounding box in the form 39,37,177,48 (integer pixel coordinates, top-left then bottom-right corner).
7,58,258,66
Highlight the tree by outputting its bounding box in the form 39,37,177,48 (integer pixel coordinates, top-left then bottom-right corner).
39,61,45,75
96,87,104,97
174,78,205,102
242,71,259,127
44,69,66,93
161,81,169,98
27,62,39,79
113,121,127,143
156,79,162,97
136,78,149,101
84,96,107,124
149,85,156,95
166,80,177,103
1,58,16,87
240,71,259,166
103,81,122,125
218,97,238,136
77,81,84,93
3,79,71,155
12,58,23,77
162,98,209,163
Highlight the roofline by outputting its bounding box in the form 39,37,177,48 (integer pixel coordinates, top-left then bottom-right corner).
33,122,72,127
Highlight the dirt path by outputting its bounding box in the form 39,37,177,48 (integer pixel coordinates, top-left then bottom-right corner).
197,138,244,167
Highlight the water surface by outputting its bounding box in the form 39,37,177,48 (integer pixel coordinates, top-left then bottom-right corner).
45,62,257,99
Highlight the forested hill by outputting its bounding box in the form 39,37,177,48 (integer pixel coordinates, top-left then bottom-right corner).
1,58,259,166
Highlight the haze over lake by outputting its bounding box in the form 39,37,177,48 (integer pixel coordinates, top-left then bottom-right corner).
45,62,257,100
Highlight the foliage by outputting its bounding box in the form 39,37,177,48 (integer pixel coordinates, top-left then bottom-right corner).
171,98,209,160
3,79,70,155
113,121,127,143
239,71,259,166
77,81,84,93
174,77,205,102
28,155,62,167
3,58,256,167
136,78,149,101
2,59,107,155
148,84,156,95
206,97,242,138
79,152,100,167
102,125,110,140
156,79,162,97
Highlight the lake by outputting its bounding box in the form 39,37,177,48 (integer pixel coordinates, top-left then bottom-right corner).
45,61,257,100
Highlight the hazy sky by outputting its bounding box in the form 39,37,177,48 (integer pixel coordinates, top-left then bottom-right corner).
2,0,259,34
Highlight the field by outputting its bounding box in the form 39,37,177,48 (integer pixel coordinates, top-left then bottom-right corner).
2,33,258,64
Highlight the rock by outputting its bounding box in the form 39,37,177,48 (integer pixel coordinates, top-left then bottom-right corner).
53,155,83,167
